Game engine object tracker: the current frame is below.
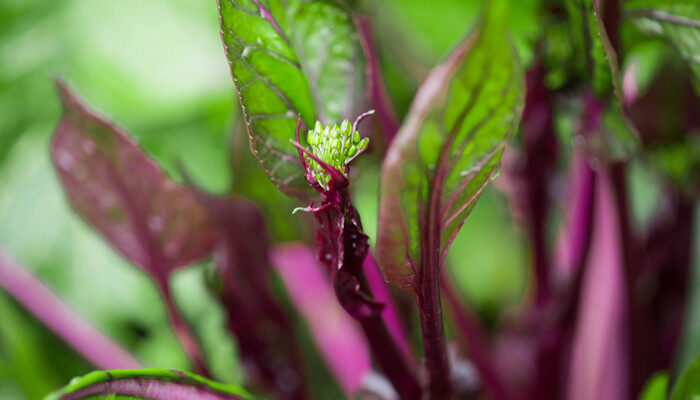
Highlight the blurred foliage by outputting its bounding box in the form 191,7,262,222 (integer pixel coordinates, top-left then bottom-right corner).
0,0,698,398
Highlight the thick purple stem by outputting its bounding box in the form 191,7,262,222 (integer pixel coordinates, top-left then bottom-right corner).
419,180,451,399
363,252,414,362
441,272,513,400
0,248,142,370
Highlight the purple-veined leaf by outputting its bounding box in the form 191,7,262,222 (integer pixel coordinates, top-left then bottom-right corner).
52,81,215,278
0,248,142,370
567,172,628,400
376,2,525,294
272,243,371,396
218,0,367,198
45,369,251,400
194,193,309,399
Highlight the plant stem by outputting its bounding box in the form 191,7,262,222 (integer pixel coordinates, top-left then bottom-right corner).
441,272,512,399
157,279,211,378
364,252,414,361
0,248,142,370
359,313,422,400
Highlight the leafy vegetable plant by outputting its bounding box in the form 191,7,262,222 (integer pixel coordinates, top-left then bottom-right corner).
0,0,698,399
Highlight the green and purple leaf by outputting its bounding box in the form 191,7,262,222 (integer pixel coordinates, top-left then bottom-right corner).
218,0,366,198
52,82,215,279
44,369,251,400
376,2,525,293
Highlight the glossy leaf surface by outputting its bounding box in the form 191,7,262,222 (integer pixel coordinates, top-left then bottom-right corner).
52,82,215,278
218,0,366,197
45,369,250,400
376,2,524,293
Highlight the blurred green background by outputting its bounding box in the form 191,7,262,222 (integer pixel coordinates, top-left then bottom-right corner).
0,0,696,398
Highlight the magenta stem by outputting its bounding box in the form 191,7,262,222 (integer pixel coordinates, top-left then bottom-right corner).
157,280,211,378
0,248,142,370
441,272,513,399
363,252,413,362
355,16,400,147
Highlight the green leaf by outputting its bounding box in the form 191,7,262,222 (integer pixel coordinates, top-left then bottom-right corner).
646,136,700,197
639,372,669,400
218,0,366,198
376,0,524,293
575,0,641,160
542,0,616,96
672,353,700,400
45,369,251,400
625,0,700,94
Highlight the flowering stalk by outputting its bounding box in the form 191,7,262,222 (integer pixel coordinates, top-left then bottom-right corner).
291,113,421,399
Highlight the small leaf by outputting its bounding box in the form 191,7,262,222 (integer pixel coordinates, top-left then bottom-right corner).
52,82,215,279
639,372,669,400
672,353,700,399
219,0,366,198
376,1,525,293
625,0,700,94
45,369,251,400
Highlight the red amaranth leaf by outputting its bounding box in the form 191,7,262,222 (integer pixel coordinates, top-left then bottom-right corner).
52,81,215,278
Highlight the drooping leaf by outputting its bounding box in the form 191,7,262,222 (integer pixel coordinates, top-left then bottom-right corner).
44,369,251,400
672,353,700,399
376,1,524,293
625,0,700,94
52,81,215,279
639,372,669,400
218,0,366,198
194,193,309,399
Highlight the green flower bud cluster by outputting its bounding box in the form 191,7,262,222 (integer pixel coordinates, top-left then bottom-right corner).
305,119,369,190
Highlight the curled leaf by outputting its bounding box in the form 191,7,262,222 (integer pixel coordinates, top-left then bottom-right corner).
45,369,251,400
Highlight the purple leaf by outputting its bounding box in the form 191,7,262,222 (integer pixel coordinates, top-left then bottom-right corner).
272,243,371,396
52,81,215,277
0,248,142,370
567,171,628,400
52,81,214,376
194,193,309,400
